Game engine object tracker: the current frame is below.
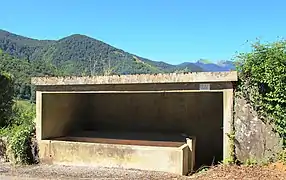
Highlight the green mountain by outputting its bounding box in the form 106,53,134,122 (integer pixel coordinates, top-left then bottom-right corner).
0,29,206,101
0,49,58,100
0,29,236,102
197,59,212,64
0,29,203,76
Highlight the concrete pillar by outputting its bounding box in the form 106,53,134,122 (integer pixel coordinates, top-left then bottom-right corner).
36,91,42,140
223,89,234,160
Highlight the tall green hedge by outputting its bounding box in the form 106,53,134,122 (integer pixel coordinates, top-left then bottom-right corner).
0,72,14,128
236,40,286,145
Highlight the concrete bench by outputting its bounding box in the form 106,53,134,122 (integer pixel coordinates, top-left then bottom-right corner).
38,132,196,175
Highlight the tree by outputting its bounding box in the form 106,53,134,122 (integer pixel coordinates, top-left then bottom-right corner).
0,72,14,127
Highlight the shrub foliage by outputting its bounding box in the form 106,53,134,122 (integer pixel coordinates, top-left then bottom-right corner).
236,40,286,145
0,72,36,164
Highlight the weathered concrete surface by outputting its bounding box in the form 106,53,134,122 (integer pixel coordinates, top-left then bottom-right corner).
38,140,192,175
40,93,86,139
33,72,237,173
234,93,283,163
31,71,238,85
35,82,234,92
223,89,233,161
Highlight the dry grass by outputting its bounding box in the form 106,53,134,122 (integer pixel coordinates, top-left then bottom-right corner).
189,163,286,180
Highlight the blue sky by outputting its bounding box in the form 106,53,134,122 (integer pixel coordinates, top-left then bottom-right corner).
1,0,285,64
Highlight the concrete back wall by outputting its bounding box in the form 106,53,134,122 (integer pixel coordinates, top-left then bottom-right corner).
42,92,223,168
85,93,220,131
86,92,223,167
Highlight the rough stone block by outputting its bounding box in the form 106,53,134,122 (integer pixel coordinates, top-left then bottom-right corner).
234,94,283,163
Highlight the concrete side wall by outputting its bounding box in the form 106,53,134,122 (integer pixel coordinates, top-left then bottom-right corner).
38,140,190,175
41,93,86,139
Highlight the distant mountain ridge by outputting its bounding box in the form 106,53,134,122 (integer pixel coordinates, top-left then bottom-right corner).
193,59,236,72
0,29,235,75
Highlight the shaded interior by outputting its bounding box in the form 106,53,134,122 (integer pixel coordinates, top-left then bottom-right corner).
42,92,223,168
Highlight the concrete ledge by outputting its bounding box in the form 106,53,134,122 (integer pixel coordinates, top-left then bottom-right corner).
38,139,193,175
31,71,238,86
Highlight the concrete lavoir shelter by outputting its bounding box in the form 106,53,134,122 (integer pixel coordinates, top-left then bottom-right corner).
31,71,238,175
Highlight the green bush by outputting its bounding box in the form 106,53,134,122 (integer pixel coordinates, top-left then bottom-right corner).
0,100,36,164
7,123,35,164
11,100,36,126
235,40,286,145
278,149,286,163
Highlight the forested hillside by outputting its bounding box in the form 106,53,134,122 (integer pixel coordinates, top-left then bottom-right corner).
0,29,204,75
0,49,60,100
0,29,235,101
0,30,53,60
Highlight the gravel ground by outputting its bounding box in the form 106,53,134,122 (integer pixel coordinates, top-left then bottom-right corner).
0,162,190,180
1,162,286,180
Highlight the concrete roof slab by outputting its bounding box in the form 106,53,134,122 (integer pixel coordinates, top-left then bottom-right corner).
31,71,238,86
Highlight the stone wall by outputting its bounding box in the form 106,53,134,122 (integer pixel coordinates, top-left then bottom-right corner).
234,92,283,163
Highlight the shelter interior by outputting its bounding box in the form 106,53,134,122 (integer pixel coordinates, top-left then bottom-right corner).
41,89,224,168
